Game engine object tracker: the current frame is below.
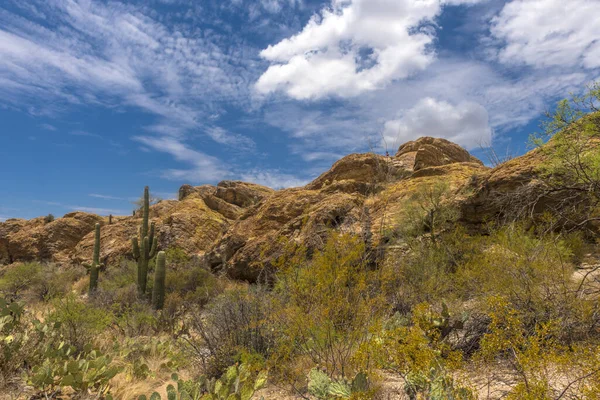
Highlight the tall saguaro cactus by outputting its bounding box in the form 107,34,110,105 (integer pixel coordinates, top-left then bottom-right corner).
83,223,104,293
132,186,158,296
152,251,166,310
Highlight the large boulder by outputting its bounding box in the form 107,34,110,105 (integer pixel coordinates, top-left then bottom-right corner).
307,153,410,193
396,137,483,171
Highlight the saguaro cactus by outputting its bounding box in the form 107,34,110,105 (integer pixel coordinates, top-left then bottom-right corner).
132,186,158,296
83,223,104,292
108,214,113,225
152,251,166,310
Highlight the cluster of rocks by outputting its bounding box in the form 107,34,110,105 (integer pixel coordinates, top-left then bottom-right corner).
0,137,548,281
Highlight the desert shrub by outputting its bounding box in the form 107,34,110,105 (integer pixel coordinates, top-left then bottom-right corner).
113,302,157,337
0,262,44,299
47,293,112,351
366,303,474,400
381,226,479,313
187,285,274,378
397,179,460,244
165,260,223,307
92,260,139,310
44,214,55,223
474,297,600,399
453,225,588,338
0,263,83,302
268,232,386,385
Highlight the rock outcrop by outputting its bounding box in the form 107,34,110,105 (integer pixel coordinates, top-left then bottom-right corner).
203,137,489,281
1,212,103,264
5,135,567,283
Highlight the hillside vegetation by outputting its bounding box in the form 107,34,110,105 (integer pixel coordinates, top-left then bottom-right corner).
1,84,600,399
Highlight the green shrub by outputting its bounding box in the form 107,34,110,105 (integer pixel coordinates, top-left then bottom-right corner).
47,293,112,351
188,286,274,378
139,364,267,400
0,262,44,299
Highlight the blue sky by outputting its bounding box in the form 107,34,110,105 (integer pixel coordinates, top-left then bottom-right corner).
1,0,599,220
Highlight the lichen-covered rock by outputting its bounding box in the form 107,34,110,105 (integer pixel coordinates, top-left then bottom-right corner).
215,181,275,208
396,137,483,171
73,197,230,266
4,212,103,264
204,188,367,281
307,153,410,193
0,219,28,265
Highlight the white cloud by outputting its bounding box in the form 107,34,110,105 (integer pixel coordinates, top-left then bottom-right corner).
255,0,444,100
239,169,309,189
382,97,492,150
205,127,256,150
491,0,600,69
88,194,127,201
39,123,57,131
0,0,261,143
132,136,228,182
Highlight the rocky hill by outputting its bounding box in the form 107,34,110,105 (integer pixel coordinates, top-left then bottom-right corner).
0,137,547,278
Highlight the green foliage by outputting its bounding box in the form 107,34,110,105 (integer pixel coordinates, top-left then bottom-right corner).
114,337,186,381
28,341,120,397
307,369,370,399
47,293,112,351
529,81,600,230
153,251,167,310
0,262,80,302
0,297,29,380
189,286,274,378
474,297,600,399
268,233,385,386
0,262,43,298
44,214,55,223
83,223,104,293
132,186,158,296
398,179,459,243
140,364,267,400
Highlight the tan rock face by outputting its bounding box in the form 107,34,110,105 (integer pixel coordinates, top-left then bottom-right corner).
215,181,275,208
307,153,410,193
2,212,102,264
1,137,498,282
396,137,483,171
0,219,28,265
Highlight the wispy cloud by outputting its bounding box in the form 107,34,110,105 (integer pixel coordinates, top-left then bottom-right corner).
39,123,56,131
88,194,127,201
0,0,263,147
70,130,103,139
132,135,228,182
239,169,309,189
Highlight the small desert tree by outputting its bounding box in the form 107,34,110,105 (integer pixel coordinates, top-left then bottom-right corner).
529,82,600,232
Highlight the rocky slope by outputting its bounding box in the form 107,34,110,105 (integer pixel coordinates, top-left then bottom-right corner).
0,137,552,279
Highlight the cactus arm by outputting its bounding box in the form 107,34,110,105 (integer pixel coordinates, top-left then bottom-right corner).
92,223,101,265
142,186,150,239
149,221,155,248
132,237,140,260
149,234,158,259
152,251,166,309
